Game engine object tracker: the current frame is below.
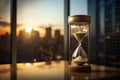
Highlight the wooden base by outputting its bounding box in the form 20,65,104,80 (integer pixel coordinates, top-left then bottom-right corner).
68,65,91,73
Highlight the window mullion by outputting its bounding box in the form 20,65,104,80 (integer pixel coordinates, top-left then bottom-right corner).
10,0,17,80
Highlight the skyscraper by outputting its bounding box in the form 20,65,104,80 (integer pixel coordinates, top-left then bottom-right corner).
45,27,52,39
115,0,120,32
88,0,103,64
55,29,60,39
88,0,120,67
54,29,60,43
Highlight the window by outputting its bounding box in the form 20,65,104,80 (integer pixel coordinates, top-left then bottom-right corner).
17,0,65,80
0,0,10,80
0,0,66,80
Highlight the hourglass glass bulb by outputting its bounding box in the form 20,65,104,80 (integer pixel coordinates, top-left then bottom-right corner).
68,15,91,73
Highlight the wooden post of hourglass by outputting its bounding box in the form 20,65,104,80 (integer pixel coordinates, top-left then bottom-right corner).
68,15,91,73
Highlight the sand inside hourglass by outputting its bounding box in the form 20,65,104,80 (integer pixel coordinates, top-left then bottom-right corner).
73,31,86,42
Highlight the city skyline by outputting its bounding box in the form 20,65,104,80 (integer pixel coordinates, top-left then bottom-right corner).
0,25,63,38
0,25,64,63
0,0,87,36
18,26,63,38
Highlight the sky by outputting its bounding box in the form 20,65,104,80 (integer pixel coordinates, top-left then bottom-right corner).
71,0,87,15
0,0,87,37
17,0,64,27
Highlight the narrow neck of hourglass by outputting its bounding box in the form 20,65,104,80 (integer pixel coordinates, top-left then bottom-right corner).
78,39,83,44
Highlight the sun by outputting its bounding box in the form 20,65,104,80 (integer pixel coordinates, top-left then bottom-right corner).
25,27,32,32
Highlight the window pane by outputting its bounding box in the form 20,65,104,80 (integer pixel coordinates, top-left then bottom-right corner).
17,0,64,80
0,0,10,80
70,0,87,15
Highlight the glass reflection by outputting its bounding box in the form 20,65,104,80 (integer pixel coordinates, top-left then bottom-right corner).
0,61,65,80
17,61,65,80
68,64,120,80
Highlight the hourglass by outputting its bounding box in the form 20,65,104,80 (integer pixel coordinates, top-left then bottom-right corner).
68,15,91,72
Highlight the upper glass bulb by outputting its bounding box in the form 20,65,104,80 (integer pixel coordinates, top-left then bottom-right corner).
68,15,91,42
71,24,88,42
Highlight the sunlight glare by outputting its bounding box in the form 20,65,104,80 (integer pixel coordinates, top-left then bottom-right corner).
25,63,32,67
25,27,32,32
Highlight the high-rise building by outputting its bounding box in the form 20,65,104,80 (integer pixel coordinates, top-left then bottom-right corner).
54,29,60,43
45,27,52,39
31,29,40,38
105,33,120,67
55,29,60,39
115,0,120,32
0,32,10,51
18,29,29,43
88,0,104,64
88,0,120,67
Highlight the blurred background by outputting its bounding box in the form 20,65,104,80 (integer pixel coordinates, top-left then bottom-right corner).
0,0,119,80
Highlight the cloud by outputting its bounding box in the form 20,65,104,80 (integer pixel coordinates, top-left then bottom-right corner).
0,21,10,27
0,21,23,27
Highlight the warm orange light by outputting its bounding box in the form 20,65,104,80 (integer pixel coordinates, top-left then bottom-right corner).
25,27,32,32
25,63,32,67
